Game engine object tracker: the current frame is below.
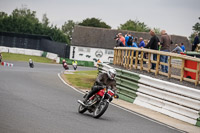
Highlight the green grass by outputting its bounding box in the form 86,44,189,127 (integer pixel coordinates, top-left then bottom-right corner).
64,70,98,89
1,52,55,63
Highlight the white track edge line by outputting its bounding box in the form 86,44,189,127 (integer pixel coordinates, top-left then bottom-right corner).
57,73,84,94
57,72,185,133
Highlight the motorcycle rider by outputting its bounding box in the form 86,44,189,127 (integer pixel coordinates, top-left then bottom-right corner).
62,59,69,70
84,68,117,103
29,59,34,68
72,60,78,70
0,52,2,63
62,59,66,66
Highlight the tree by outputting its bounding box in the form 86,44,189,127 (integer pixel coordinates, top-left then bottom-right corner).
78,17,111,29
0,7,68,43
118,19,150,32
189,17,200,43
62,20,76,44
153,27,161,34
42,13,49,27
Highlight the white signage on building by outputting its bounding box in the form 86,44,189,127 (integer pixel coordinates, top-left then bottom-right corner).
70,46,114,65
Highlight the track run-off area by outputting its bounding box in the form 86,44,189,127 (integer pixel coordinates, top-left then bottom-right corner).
0,61,185,133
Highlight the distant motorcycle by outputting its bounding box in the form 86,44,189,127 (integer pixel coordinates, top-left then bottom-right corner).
29,59,34,68
78,86,118,118
72,62,77,70
63,62,69,70
29,62,34,68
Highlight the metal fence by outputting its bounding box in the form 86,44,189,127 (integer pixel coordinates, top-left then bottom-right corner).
0,31,70,58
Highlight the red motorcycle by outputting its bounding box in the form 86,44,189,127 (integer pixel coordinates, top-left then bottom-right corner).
78,87,118,118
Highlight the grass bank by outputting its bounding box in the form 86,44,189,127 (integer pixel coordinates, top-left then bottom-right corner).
1,52,55,63
64,70,98,90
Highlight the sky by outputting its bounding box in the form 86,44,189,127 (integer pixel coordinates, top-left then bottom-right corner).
0,0,199,37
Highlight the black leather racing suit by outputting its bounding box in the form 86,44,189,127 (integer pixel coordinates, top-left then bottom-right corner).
85,72,116,101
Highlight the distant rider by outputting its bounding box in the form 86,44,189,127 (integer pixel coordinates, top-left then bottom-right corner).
62,59,67,67
29,59,34,68
84,68,117,103
0,52,2,63
72,60,78,70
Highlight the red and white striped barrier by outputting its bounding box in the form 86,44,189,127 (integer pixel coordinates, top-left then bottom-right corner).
1,62,14,67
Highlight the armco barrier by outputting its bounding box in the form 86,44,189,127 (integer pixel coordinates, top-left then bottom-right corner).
98,63,200,127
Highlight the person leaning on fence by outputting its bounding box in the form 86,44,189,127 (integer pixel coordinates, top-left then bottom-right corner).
159,30,172,73
192,32,200,51
139,37,147,63
172,44,183,54
114,35,124,47
118,33,125,46
144,29,160,69
139,37,145,48
180,43,185,52
125,33,133,47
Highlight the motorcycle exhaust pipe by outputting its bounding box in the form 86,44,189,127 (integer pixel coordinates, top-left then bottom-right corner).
77,100,87,107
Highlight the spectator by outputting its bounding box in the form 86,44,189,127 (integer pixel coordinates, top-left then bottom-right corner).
133,37,138,47
118,33,125,46
125,33,133,47
160,30,172,73
180,43,185,52
172,44,183,54
139,37,145,48
114,35,124,47
139,37,147,62
144,29,160,69
192,32,200,51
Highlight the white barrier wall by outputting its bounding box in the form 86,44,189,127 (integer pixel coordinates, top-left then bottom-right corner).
0,46,60,63
46,53,58,60
0,46,9,52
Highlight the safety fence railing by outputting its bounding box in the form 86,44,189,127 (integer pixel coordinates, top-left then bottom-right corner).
113,47,200,86
98,63,200,127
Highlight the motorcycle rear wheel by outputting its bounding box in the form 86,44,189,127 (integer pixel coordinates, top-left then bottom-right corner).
78,104,87,114
93,100,109,118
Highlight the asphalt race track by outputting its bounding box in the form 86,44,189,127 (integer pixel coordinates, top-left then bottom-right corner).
0,62,183,133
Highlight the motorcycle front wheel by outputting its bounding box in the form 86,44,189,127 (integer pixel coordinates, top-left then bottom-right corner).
93,100,109,118
78,104,87,114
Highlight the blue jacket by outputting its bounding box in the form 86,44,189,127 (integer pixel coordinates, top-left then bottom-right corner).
132,42,138,48
181,45,185,52
139,40,145,48
125,36,133,47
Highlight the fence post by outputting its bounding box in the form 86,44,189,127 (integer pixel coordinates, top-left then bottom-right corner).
130,50,134,69
140,51,144,71
148,53,151,72
126,50,130,69
113,49,117,65
155,54,160,75
195,62,200,85
121,50,124,66
168,56,172,78
135,51,139,69
124,50,128,67
180,59,185,81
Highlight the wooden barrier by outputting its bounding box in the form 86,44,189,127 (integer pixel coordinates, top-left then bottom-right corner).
113,47,200,86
